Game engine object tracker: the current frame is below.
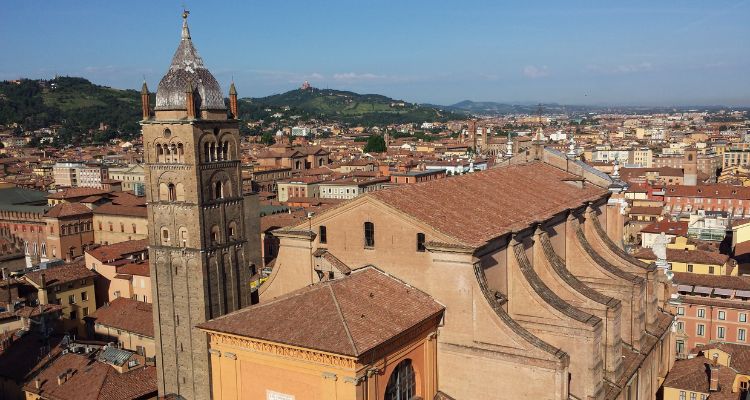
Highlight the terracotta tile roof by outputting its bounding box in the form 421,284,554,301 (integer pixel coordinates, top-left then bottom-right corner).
44,202,92,218
93,203,147,218
640,220,689,236
628,206,663,216
47,187,111,200
672,271,750,291
116,261,149,277
368,162,607,247
199,267,444,357
85,239,148,264
24,261,97,287
662,356,714,393
664,184,750,200
702,342,750,375
89,298,154,338
14,304,63,318
22,352,156,400
634,247,730,265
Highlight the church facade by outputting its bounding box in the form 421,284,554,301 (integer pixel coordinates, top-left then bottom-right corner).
142,12,260,400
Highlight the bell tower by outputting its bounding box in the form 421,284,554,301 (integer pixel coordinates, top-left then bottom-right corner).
142,11,259,400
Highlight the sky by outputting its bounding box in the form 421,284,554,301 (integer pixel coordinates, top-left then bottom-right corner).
1,0,749,106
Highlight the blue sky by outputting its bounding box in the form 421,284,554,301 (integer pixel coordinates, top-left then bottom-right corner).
1,0,748,106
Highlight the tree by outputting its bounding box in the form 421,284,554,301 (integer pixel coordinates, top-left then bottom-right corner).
363,134,386,153
261,131,276,145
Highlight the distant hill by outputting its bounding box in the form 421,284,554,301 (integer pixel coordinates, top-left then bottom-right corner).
444,100,573,116
0,77,143,137
239,88,465,125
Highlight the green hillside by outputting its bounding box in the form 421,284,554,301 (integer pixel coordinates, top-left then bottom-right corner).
239,88,463,125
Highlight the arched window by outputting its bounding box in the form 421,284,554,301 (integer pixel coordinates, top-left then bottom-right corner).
204,143,210,162
210,142,216,162
120,222,125,233
170,144,177,163
214,181,223,199
177,143,184,163
41,242,47,257
228,221,237,240
156,144,164,163
132,223,137,234
222,141,229,160
364,222,375,248
211,225,221,244
385,359,416,400
108,222,113,232
178,227,189,247
168,183,176,202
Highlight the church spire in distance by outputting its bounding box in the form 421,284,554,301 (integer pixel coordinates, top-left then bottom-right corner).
181,9,191,40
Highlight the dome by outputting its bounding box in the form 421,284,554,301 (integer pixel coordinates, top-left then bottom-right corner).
155,13,226,111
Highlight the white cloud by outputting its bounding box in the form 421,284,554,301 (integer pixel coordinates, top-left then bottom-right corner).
332,72,385,82
586,62,654,74
522,65,549,79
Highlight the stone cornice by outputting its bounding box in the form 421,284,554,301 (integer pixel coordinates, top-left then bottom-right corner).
205,331,357,369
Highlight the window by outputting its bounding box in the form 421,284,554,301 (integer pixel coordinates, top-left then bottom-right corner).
364,222,375,248
81,292,88,301
719,310,726,320
82,307,89,317
677,322,684,331
69,310,77,320
677,307,685,316
739,328,746,341
120,223,125,233
319,226,327,244
690,393,696,400
132,223,137,234
679,391,686,400
385,359,416,400
709,266,715,274
687,264,694,272
168,183,176,202
697,309,706,318
697,324,705,336
417,233,426,252
214,181,223,199
718,327,726,339
68,294,75,304
741,313,747,323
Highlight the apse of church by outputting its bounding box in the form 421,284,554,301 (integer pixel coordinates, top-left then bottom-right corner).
141,11,260,400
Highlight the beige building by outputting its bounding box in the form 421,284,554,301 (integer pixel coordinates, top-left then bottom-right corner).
92,199,148,245
108,163,146,195
84,239,148,307
260,162,676,400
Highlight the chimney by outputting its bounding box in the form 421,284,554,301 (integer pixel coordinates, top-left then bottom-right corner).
34,378,41,389
38,273,49,305
140,81,150,120
185,81,196,119
709,353,720,391
57,372,67,385
229,82,238,119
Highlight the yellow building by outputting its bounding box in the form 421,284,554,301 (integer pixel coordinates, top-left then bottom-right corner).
634,244,733,276
92,200,148,245
198,267,445,400
662,342,750,400
23,261,97,337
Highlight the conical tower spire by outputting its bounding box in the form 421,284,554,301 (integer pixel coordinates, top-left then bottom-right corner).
181,9,191,40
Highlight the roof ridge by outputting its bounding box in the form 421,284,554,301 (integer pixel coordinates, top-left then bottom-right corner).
328,284,358,356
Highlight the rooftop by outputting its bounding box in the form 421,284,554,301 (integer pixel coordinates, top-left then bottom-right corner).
90,298,154,338
198,267,444,357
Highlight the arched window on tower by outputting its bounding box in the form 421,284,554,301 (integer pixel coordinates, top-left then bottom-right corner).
204,142,210,162
164,145,171,163
178,227,189,247
210,142,216,162
177,143,184,163
222,141,229,160
156,144,164,163
161,228,170,245
384,359,416,400
168,183,176,202
210,225,221,244
214,181,224,199
170,144,177,163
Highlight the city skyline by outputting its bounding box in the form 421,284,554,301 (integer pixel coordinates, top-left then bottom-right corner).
1,1,749,106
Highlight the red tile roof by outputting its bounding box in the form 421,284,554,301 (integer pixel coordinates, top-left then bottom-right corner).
44,202,92,218
85,239,148,264
641,220,689,236
93,202,147,218
198,267,444,357
24,261,97,287
90,298,154,338
22,352,156,400
634,247,730,266
369,162,607,247
47,187,111,200
116,261,149,277
664,184,750,200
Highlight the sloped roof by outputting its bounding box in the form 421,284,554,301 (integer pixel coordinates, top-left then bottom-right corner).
22,353,156,400
198,267,444,357
368,162,607,247
85,239,148,264
44,202,92,218
24,261,96,288
634,248,730,266
90,298,154,337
